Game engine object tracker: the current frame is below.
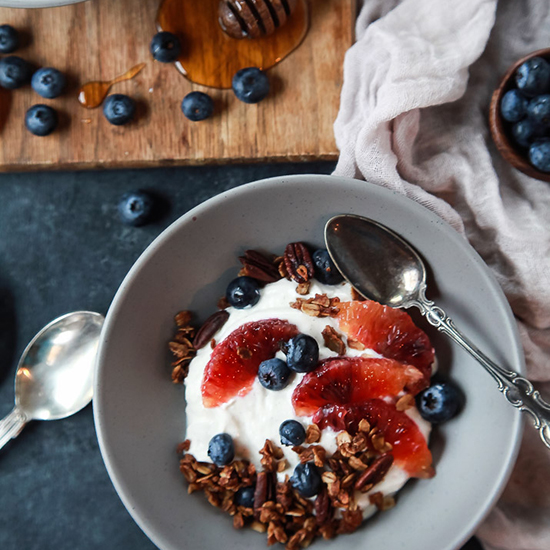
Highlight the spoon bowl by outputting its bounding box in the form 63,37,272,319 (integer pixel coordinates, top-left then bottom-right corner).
325,214,426,308
0,311,104,449
325,214,550,449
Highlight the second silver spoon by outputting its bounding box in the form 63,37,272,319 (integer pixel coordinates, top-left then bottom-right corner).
0,311,104,450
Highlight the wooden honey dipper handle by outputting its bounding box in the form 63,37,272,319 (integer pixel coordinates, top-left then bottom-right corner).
219,0,297,40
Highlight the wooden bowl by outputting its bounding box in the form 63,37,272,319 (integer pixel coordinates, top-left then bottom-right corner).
488,47,550,182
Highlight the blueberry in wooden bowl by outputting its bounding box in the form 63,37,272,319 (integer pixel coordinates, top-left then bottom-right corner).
489,48,550,182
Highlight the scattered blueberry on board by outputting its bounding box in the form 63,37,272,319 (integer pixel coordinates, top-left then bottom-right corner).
0,25,18,54
32,67,66,99
499,55,550,173
181,91,214,121
232,67,270,104
279,419,306,446
290,462,322,498
25,104,58,136
103,94,136,126
312,249,343,285
207,433,235,466
0,56,32,89
234,486,255,508
150,31,181,63
283,333,319,373
258,358,292,390
118,190,155,227
416,380,463,424
226,276,261,309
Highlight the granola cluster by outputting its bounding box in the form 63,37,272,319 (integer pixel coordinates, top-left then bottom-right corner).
169,311,196,384
177,419,398,550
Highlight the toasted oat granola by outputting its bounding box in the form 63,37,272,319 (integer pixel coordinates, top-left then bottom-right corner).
178,424,398,550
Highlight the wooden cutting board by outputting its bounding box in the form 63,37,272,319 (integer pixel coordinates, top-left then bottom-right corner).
0,0,354,171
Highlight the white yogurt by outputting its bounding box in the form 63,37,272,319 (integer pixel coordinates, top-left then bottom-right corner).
184,278,431,519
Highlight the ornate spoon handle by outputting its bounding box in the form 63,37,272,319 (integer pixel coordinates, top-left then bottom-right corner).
409,285,550,449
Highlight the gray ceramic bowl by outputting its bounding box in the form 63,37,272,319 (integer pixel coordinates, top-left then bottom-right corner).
94,174,523,550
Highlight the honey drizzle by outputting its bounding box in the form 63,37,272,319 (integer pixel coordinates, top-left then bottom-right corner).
78,63,146,109
156,0,309,89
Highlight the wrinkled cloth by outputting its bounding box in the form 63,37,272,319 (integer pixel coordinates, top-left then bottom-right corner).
333,1,550,549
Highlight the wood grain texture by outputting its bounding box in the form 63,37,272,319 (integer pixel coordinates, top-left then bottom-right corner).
0,0,354,171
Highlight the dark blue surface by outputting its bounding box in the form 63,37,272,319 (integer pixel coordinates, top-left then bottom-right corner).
0,162,484,550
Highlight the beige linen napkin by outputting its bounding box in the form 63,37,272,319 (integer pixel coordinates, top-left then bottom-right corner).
333,1,550,548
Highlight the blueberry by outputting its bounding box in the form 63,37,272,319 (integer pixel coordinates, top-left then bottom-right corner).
181,91,214,121
103,94,136,126
226,276,261,309
25,104,57,136
511,118,546,148
150,31,181,63
31,67,66,99
0,56,31,89
500,89,528,122
284,334,319,373
235,486,255,508
279,420,306,446
312,249,343,285
0,25,18,54
207,433,235,466
232,67,270,104
118,190,155,226
529,139,550,172
526,94,550,127
258,358,291,390
290,462,322,498
416,381,463,424
515,57,550,97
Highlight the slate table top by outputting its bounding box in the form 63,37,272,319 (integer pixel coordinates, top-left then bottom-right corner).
0,162,484,550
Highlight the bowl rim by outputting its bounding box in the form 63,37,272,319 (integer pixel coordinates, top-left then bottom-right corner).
94,174,523,550
489,47,550,182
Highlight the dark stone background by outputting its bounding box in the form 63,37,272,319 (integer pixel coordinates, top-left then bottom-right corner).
0,163,483,550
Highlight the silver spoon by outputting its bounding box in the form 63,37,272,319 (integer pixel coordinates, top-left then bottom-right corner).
325,214,550,448
0,311,104,450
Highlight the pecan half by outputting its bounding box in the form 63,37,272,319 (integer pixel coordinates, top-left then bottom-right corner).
254,472,269,518
284,243,314,283
194,310,229,349
354,453,394,492
314,489,332,525
239,249,281,283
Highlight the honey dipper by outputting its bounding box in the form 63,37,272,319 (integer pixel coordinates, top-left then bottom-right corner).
218,0,297,39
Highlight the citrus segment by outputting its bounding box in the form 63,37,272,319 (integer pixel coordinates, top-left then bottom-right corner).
337,300,434,393
201,318,299,408
292,356,424,416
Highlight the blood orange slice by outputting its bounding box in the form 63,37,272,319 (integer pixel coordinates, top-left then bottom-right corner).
292,356,424,416
313,399,434,478
337,300,434,393
201,318,299,408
